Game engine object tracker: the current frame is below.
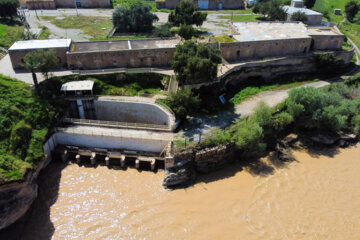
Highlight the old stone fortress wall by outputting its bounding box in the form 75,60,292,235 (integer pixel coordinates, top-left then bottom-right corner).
8,22,345,70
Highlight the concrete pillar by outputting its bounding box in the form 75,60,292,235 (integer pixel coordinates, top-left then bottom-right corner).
61,150,68,162
151,159,156,171
105,156,110,166
76,154,81,164
135,159,140,169
76,99,85,119
90,152,96,165
120,155,126,167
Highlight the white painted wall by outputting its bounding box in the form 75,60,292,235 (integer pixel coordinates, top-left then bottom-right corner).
94,100,171,126
54,132,169,153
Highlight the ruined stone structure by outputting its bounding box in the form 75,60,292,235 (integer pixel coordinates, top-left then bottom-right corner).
66,38,180,70
25,0,112,9
156,0,244,10
8,39,72,69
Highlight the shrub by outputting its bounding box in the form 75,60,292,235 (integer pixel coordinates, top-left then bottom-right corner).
345,73,360,87
168,0,207,27
345,0,360,22
10,120,32,159
178,24,197,40
152,23,173,38
0,0,19,19
290,11,308,23
160,88,201,120
199,127,231,148
271,112,294,131
314,52,344,73
230,119,266,157
351,114,360,134
251,101,273,128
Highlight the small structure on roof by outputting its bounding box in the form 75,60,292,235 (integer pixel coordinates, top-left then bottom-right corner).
61,80,94,96
283,0,323,26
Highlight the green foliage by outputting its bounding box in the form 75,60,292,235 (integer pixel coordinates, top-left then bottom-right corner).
172,41,221,85
168,0,207,27
10,121,32,159
160,88,201,120
285,85,359,133
255,0,287,21
314,52,344,73
112,0,157,11
345,0,360,22
345,72,360,87
304,0,315,8
0,74,57,183
199,127,231,148
0,0,19,19
290,11,308,22
152,23,173,38
213,35,236,43
351,114,360,133
229,118,267,157
271,112,294,131
178,25,197,40
0,19,24,48
37,26,50,40
112,3,158,33
251,101,273,128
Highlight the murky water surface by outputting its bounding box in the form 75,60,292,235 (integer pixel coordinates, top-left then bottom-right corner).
22,145,360,240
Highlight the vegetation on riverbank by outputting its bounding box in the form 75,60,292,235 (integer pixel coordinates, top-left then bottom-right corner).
0,75,58,184
0,18,24,48
175,75,360,155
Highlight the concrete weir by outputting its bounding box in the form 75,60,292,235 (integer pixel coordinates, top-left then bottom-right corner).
54,145,164,171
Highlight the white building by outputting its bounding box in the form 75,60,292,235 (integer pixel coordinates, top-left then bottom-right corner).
283,0,323,26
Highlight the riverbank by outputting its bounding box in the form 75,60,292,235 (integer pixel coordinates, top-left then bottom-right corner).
2,144,359,239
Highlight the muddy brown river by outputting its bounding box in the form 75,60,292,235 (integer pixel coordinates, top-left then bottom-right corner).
13,144,360,239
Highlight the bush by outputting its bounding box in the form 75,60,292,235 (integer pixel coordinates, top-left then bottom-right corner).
290,11,308,23
251,101,273,128
271,111,294,131
257,0,287,21
345,0,360,22
230,118,266,157
160,88,201,120
199,127,231,148
351,114,360,134
152,23,173,38
345,73,360,87
10,120,32,159
178,25,197,40
0,0,19,19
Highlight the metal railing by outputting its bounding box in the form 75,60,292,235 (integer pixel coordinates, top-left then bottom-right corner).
63,118,171,131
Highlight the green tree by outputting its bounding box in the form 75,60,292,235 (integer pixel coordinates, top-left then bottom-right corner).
152,23,173,38
314,52,344,73
162,88,201,120
112,3,158,33
290,11,308,23
304,0,315,9
345,0,360,22
257,0,287,21
178,25,197,40
23,50,59,93
172,41,221,85
10,120,32,159
168,0,207,27
0,0,19,19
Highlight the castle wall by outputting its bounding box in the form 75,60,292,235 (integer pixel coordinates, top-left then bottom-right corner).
9,47,69,69
54,0,111,8
26,0,56,9
310,34,344,51
66,48,176,69
219,38,312,61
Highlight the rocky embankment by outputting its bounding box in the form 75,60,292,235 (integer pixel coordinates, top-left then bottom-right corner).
0,159,48,230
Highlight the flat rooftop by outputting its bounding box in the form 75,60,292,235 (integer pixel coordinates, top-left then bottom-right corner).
61,80,94,92
9,39,71,51
283,6,323,16
71,38,180,53
307,27,342,36
231,22,311,42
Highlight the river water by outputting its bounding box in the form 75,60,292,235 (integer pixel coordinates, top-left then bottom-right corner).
18,144,360,239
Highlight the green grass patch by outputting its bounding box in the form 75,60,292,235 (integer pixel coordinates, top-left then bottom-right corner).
0,74,58,184
41,15,112,38
217,14,260,22
213,34,235,42
37,26,51,40
0,19,24,48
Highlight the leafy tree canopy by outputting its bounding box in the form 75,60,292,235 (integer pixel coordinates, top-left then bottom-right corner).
171,41,222,85
152,23,173,38
168,0,207,27
345,0,360,22
0,0,19,19
253,0,287,21
290,11,308,23
112,3,158,33
178,24,197,40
